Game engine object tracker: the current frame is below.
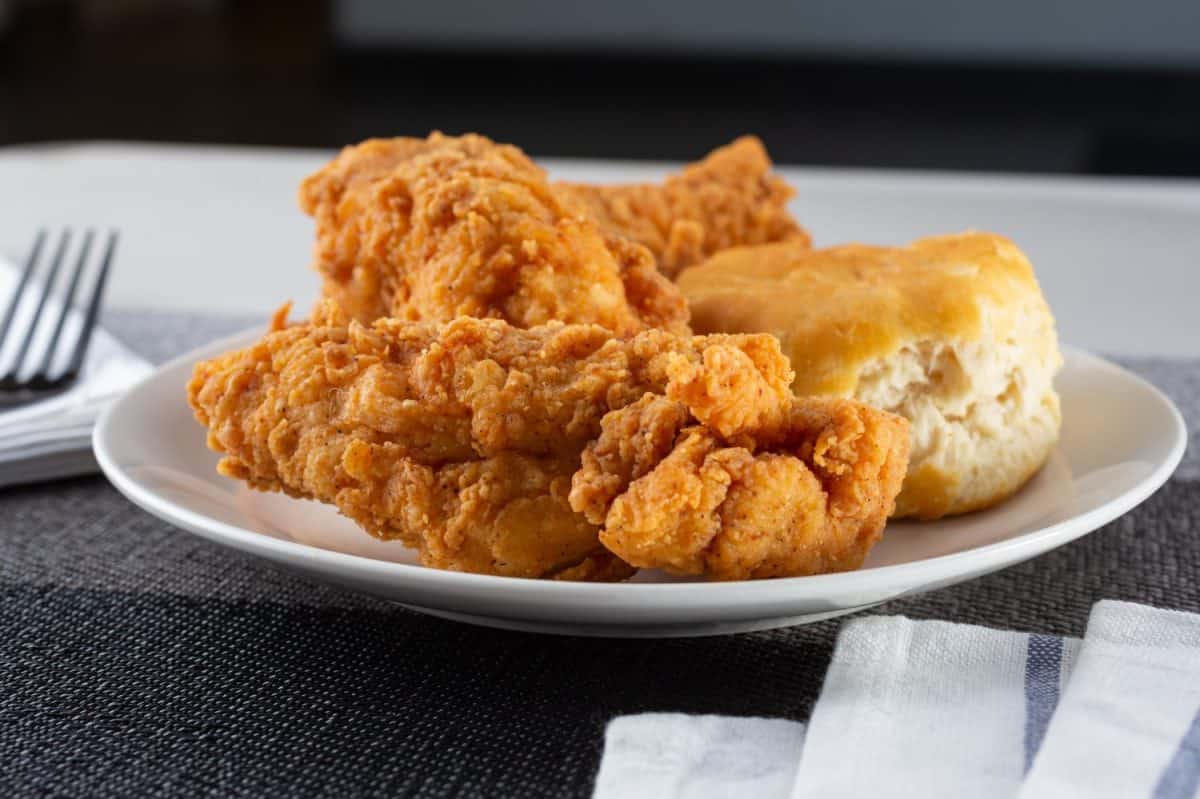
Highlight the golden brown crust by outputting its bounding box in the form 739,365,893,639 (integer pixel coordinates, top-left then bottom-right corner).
557,136,809,278
189,308,909,581
299,132,689,335
570,395,910,580
189,307,798,578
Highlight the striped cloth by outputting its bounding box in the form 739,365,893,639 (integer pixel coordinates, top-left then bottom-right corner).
598,601,1200,797
1,309,1198,798
1022,602,1200,798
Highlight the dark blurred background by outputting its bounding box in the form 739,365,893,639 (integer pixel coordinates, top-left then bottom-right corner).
2,0,1199,174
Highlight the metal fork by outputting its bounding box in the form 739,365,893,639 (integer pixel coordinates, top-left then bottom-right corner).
0,229,117,405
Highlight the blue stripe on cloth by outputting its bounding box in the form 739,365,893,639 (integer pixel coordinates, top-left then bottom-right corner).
1153,707,1200,799
1023,634,1065,773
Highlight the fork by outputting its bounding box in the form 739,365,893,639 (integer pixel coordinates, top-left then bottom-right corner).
0,229,117,405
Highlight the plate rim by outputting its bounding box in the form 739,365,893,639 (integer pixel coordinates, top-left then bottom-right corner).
93,327,1188,604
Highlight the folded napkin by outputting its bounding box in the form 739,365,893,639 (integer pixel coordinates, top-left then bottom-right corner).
594,602,1199,798
0,254,151,487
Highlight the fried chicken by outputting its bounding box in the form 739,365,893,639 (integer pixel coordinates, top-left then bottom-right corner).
569,395,910,580
556,136,810,279
188,301,793,578
298,133,807,334
298,132,689,335
188,303,909,581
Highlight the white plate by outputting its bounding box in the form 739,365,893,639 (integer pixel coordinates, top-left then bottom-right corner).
93,330,1186,637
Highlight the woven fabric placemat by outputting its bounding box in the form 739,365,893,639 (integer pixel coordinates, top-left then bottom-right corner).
1,310,1195,798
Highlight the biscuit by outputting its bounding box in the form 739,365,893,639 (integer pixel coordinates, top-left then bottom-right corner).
678,231,1062,519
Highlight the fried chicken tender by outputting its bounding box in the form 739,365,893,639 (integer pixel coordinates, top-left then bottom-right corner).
189,303,907,581
298,132,688,335
556,136,810,279
187,302,800,578
569,395,910,580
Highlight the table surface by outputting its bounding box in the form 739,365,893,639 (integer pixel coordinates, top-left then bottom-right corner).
1,141,1198,357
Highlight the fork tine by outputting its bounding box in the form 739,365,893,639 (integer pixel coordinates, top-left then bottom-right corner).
0,229,48,351
5,230,71,379
37,229,95,377
64,230,117,377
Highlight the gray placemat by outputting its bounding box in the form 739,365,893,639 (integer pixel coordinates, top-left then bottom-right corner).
1,311,1195,798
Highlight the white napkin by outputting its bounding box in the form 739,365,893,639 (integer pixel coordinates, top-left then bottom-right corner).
793,617,1079,799
0,253,151,487
1021,600,1200,798
590,605,1200,797
593,714,805,799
